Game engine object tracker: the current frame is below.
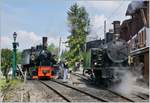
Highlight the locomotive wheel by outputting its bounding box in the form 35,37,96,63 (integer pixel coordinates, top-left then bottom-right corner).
83,69,92,75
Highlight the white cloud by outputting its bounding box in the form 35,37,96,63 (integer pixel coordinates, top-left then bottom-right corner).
0,36,12,49
78,1,122,13
87,15,107,41
91,15,107,28
0,30,41,50
78,0,131,41
17,30,41,50
88,15,114,41
1,30,67,51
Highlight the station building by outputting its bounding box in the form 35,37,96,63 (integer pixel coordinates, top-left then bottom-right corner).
120,1,149,83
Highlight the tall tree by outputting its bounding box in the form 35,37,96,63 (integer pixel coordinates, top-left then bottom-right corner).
67,3,90,67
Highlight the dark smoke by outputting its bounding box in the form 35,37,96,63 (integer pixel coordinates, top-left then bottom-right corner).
126,1,144,15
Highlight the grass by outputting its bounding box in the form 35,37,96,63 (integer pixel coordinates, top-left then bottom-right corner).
0,79,8,92
10,79,23,88
0,79,23,92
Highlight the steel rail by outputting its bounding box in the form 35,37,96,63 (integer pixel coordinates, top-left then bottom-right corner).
72,73,135,102
39,80,71,102
134,93,149,100
105,89,135,102
51,79,109,102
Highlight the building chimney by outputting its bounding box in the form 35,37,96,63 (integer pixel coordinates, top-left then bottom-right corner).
112,21,120,34
42,37,48,49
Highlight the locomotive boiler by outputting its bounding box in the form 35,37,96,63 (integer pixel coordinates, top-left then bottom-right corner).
22,37,57,79
84,34,129,86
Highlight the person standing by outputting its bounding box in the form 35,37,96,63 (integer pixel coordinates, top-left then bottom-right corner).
63,61,68,82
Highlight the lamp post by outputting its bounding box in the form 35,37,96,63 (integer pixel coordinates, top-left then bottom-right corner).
12,32,19,79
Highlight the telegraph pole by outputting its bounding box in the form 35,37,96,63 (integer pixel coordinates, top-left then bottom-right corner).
12,32,19,79
104,20,106,35
58,37,61,61
104,20,106,43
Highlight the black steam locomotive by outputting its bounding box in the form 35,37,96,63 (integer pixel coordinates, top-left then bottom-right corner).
84,34,129,86
22,37,57,79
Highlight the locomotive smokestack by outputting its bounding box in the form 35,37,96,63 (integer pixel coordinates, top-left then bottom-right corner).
42,37,48,49
112,21,120,34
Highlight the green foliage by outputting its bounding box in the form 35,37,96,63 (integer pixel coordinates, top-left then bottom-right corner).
0,79,22,92
66,3,90,68
1,49,13,81
17,51,22,64
47,43,59,61
82,51,91,69
0,79,7,91
47,43,59,55
60,50,67,61
1,49,22,76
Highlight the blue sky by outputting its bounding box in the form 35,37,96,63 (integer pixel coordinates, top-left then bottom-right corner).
1,0,74,36
1,0,132,50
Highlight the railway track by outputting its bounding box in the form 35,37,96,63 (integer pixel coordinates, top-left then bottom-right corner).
39,80,109,102
72,72,149,102
39,80,71,102
54,78,134,102
134,93,149,100
36,72,148,102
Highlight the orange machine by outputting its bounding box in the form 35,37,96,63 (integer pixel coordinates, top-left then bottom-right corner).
38,66,55,79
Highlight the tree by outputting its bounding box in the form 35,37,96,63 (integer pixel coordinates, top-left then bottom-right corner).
1,49,13,82
66,3,90,68
17,51,22,64
47,43,59,55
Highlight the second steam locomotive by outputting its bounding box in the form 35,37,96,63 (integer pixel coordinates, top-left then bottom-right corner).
22,37,57,79
84,33,129,86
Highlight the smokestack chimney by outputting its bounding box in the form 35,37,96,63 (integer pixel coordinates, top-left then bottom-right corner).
112,21,120,34
42,37,48,49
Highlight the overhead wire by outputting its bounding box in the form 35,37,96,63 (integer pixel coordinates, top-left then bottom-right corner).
88,1,126,41
93,1,126,32
106,1,125,21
